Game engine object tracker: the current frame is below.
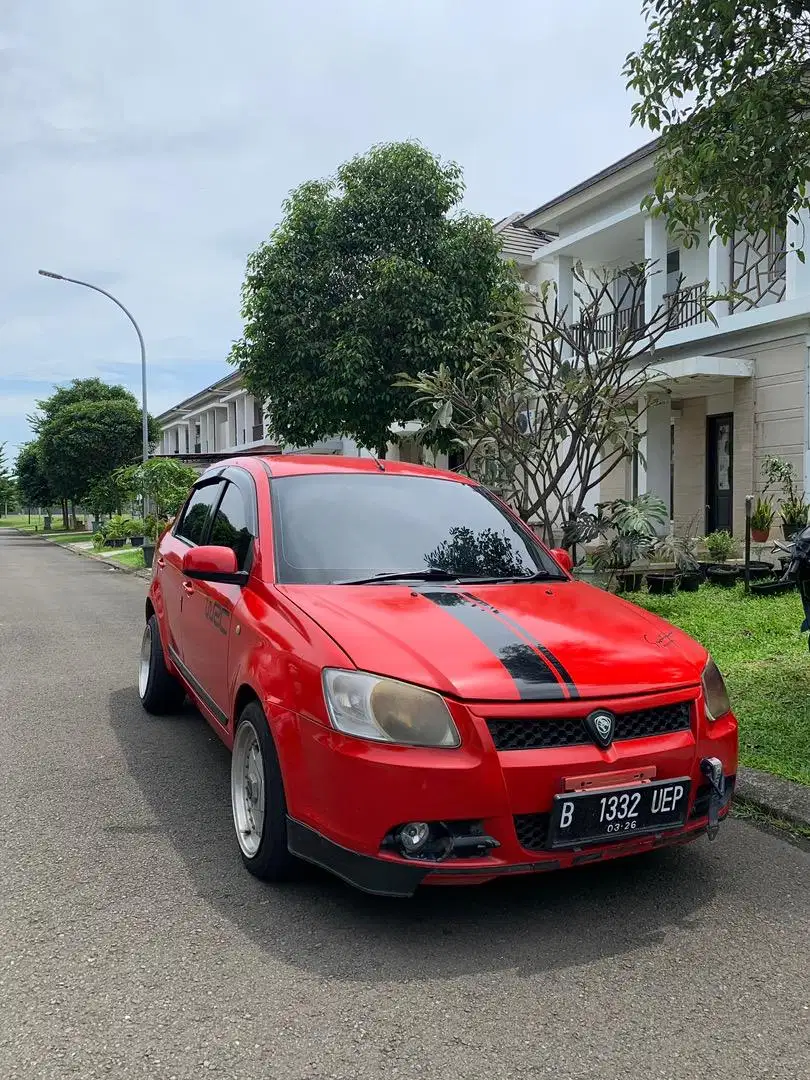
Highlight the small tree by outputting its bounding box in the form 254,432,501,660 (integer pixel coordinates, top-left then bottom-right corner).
401,262,691,545
231,141,525,455
117,458,198,535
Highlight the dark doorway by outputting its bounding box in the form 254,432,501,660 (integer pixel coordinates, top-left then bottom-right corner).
706,413,734,533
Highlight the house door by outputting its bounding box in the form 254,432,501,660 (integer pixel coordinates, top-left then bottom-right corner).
706,413,734,533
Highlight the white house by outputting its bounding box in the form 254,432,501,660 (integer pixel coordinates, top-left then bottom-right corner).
500,138,810,538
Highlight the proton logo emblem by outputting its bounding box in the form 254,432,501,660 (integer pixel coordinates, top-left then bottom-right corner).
585,710,615,749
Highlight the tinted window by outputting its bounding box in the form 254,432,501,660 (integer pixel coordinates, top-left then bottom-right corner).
208,482,254,569
272,473,560,584
175,483,221,546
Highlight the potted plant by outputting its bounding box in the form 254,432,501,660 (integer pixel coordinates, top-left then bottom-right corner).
704,530,739,585
105,515,131,548
648,532,701,594
762,455,809,539
564,494,669,592
750,496,775,543
128,518,146,547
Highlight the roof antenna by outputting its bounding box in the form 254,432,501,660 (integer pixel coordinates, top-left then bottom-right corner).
368,448,385,472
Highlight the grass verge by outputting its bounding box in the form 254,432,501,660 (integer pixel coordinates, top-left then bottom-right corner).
99,547,145,569
634,585,810,786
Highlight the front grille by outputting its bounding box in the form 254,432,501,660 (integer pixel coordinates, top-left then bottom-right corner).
514,813,551,852
486,702,691,751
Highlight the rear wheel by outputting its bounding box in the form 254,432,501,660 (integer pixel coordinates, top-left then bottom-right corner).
138,615,186,715
231,701,295,881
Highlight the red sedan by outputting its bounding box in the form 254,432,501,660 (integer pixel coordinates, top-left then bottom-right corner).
138,455,737,896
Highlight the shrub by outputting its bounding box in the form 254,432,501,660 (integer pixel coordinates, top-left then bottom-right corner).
705,530,737,563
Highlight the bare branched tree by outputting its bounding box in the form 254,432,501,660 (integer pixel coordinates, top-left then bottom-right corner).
400,261,710,545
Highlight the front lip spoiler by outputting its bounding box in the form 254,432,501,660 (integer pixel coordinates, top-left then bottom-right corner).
285,817,711,898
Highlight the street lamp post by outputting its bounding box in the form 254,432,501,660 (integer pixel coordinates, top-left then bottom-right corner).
38,270,149,462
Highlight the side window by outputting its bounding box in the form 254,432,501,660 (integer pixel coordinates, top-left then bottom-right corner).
175,483,222,546
208,482,254,569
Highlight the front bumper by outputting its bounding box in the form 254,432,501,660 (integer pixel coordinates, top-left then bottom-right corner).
282,696,738,896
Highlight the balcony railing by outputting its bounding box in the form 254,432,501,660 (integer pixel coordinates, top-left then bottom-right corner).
252,424,264,441
664,281,709,328
570,304,644,351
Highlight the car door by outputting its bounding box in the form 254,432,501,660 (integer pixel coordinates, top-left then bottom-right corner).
165,477,226,668
179,469,258,725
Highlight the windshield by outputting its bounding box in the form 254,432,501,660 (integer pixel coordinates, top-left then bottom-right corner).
271,473,563,584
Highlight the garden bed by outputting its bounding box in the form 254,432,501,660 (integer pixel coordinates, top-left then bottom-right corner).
632,585,810,786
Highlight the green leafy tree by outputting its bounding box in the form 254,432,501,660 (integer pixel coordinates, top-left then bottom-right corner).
0,443,17,513
39,398,158,520
231,140,525,454
625,0,810,247
15,442,53,511
29,377,136,434
117,458,198,532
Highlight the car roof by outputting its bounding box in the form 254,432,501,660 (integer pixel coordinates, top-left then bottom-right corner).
219,453,475,483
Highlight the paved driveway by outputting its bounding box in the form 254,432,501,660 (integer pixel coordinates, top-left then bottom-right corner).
0,529,808,1080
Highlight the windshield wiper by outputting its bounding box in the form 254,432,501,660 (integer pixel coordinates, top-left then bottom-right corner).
457,569,558,584
334,567,461,585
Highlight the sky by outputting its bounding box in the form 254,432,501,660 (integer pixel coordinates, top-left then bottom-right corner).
0,0,648,462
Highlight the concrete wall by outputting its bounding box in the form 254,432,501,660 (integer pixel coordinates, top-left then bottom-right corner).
672,334,807,538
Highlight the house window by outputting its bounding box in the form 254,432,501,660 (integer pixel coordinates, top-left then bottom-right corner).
767,227,787,281
666,250,681,295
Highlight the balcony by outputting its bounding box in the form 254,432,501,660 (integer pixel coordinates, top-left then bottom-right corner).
570,304,645,351
664,282,709,329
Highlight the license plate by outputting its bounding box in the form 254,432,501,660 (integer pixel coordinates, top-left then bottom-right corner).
548,777,691,849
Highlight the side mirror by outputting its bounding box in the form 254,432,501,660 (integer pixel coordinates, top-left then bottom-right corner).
182,545,246,585
549,547,573,574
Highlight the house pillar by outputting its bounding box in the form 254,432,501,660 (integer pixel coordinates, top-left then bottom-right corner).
708,227,732,317
637,393,671,529
786,203,810,299
644,214,668,319
553,255,574,321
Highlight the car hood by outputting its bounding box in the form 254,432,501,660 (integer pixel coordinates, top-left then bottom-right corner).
279,581,707,702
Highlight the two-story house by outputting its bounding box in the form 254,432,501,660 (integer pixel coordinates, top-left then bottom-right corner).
155,372,444,467
514,138,810,538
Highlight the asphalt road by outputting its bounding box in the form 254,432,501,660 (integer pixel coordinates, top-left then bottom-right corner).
1,529,809,1080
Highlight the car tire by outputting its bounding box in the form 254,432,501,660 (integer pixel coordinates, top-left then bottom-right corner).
231,701,295,882
138,614,186,715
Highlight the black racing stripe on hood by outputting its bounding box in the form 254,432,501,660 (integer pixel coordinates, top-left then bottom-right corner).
459,591,579,699
421,590,567,701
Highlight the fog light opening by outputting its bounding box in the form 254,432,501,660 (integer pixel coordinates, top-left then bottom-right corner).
398,821,431,856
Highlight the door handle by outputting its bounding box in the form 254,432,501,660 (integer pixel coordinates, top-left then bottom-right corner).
182,580,194,595
157,557,165,569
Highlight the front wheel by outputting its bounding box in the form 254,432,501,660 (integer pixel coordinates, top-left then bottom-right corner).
231,701,295,882
138,615,186,715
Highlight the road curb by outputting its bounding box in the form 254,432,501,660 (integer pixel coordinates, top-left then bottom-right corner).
22,529,151,581
735,766,810,830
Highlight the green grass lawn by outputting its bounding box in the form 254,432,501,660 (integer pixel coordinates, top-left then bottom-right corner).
634,585,810,785
100,547,145,569
0,514,89,535
46,531,93,544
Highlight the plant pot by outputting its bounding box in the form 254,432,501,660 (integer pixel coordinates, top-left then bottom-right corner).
108,537,125,548
646,571,681,595
679,572,702,592
142,544,155,569
782,523,805,540
129,535,144,547
744,561,775,581
750,579,795,597
706,566,740,587
750,527,770,543
616,570,645,593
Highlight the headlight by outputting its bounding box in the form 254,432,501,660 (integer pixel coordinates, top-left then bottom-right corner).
322,669,461,748
702,657,731,721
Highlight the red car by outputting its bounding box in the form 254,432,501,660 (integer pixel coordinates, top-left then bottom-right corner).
138,455,737,896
